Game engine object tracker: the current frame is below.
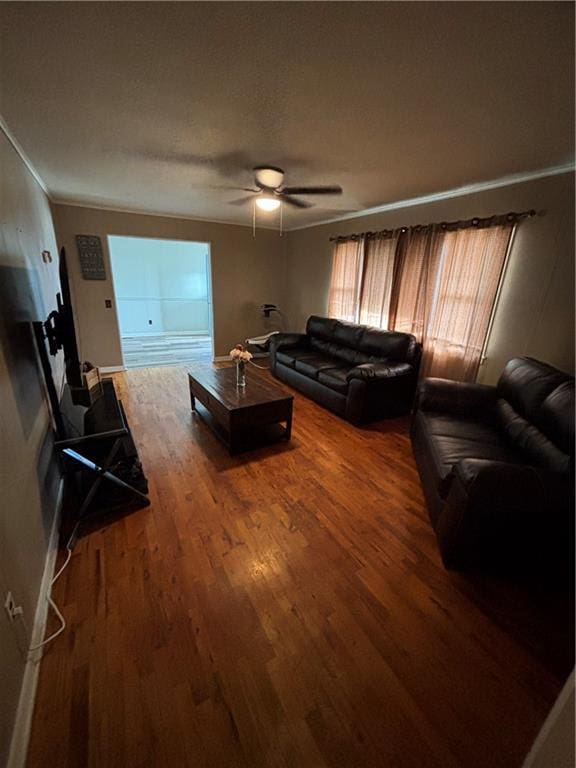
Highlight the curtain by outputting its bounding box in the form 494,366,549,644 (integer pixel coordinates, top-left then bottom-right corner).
358,234,398,328
421,223,514,381
327,237,365,323
329,221,515,382
388,227,442,340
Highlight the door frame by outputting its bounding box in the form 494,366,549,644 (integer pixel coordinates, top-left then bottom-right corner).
106,234,215,367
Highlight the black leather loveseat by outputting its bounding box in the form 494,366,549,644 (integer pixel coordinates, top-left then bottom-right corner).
269,316,421,424
411,357,574,574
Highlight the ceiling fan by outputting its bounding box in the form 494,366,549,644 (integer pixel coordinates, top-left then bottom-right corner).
231,166,343,211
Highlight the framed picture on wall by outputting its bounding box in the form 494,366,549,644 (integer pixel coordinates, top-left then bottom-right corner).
76,234,106,280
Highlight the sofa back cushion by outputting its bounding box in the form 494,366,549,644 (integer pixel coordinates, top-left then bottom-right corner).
306,315,339,341
358,327,411,360
537,380,575,455
496,357,574,471
306,315,417,366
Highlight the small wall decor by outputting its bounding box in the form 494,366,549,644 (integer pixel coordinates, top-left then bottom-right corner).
76,234,106,280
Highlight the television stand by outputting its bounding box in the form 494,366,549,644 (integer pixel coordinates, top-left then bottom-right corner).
56,379,150,544
33,318,150,541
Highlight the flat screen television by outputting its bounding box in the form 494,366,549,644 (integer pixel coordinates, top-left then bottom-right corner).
44,247,83,389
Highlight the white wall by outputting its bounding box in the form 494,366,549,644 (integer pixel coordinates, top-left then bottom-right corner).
109,236,211,336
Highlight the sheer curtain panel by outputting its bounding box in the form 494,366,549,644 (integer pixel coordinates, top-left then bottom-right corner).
388,227,442,341
327,237,365,323
358,234,398,328
421,223,514,380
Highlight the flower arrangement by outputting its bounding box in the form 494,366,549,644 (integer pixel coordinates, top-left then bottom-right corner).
230,344,252,387
229,344,253,363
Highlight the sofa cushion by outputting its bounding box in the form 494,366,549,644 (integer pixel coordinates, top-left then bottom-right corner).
497,357,571,421
496,399,571,473
433,436,523,496
347,362,413,381
275,346,319,368
317,367,351,395
415,411,523,497
333,321,364,350
294,354,343,379
422,413,503,446
534,380,575,456
306,315,339,341
310,337,366,364
359,328,411,360
275,350,298,368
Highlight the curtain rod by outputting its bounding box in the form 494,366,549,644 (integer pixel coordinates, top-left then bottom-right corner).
329,209,536,242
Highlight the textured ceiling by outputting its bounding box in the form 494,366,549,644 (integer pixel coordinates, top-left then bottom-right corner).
1,2,574,228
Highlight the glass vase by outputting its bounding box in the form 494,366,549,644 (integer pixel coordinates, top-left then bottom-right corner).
236,360,246,388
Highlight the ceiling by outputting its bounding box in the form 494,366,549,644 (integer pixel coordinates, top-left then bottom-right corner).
1,2,574,229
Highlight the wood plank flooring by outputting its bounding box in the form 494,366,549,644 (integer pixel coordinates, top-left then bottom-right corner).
27,365,572,768
121,333,212,368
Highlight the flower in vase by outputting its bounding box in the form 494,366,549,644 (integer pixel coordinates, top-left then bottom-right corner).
229,344,253,362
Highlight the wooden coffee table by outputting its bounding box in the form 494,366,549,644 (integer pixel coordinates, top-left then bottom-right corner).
188,366,293,455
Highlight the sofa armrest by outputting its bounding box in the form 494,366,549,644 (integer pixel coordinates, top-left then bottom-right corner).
416,378,497,417
346,362,414,382
269,333,309,352
436,458,573,571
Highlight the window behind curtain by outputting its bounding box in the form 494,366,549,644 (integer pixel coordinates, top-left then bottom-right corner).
421,224,514,380
327,222,515,382
328,234,397,328
358,234,397,328
388,227,442,339
327,237,364,323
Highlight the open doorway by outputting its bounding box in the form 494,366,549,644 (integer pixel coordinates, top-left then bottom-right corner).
108,235,213,368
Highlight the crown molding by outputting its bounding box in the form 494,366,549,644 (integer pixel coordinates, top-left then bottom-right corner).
287,163,576,232
52,199,280,232
0,113,51,197
3,109,571,236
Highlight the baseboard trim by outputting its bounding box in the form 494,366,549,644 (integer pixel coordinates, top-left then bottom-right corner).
7,479,64,768
99,365,126,373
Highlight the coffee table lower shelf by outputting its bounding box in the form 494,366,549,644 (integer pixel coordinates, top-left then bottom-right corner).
193,401,290,454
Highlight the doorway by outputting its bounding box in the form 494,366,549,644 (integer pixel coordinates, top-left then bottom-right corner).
108,235,213,368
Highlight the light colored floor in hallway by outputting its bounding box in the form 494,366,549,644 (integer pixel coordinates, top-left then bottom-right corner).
121,333,212,368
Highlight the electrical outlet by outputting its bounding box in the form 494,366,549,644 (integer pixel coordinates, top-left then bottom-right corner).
4,592,23,622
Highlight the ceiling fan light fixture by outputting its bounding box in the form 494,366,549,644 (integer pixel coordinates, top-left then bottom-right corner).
256,196,281,212
254,166,285,189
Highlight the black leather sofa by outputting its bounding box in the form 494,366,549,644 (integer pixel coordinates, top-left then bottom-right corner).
269,315,421,424
411,357,574,573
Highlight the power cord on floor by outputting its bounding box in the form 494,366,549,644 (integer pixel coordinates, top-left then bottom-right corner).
28,517,83,653
248,359,271,370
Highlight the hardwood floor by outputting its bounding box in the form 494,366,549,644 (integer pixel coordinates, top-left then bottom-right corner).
27,365,571,768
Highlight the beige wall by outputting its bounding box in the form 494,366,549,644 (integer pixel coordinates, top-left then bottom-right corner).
52,205,288,366
0,130,62,764
285,172,575,383
523,673,575,768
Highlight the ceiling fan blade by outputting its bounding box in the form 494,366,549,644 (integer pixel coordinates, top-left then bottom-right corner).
213,186,259,192
281,185,343,196
228,195,255,206
277,194,313,209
